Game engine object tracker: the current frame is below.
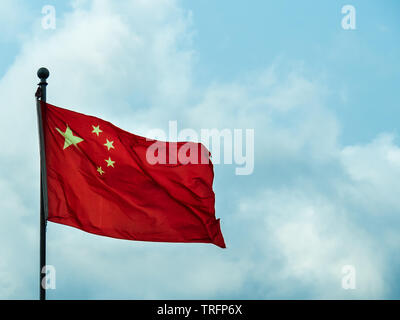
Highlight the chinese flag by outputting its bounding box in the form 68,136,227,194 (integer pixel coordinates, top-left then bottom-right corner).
40,102,225,248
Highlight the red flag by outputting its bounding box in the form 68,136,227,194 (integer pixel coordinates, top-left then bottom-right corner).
41,102,225,248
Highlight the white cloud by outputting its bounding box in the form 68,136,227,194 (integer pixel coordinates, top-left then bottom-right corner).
234,188,387,299
0,179,37,299
341,133,400,215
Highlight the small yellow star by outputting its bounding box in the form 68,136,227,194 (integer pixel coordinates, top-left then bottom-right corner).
104,139,115,151
105,157,115,168
92,125,103,136
97,166,105,175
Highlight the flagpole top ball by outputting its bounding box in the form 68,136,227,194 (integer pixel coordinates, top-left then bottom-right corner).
37,67,50,80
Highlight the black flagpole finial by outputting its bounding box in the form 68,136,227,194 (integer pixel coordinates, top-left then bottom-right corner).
37,67,49,101
37,67,50,81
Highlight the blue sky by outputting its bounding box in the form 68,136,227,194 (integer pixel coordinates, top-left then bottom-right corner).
183,0,400,145
0,0,400,299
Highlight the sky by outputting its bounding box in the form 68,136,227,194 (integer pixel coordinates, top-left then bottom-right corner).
0,0,400,299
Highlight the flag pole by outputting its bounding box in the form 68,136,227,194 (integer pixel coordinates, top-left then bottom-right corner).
36,67,49,300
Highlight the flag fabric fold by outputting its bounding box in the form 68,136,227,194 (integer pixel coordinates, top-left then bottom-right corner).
41,102,225,248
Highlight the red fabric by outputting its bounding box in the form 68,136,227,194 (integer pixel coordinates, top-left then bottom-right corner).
41,102,225,248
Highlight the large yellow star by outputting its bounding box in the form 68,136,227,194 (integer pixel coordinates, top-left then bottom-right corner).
56,125,84,150
104,139,115,151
